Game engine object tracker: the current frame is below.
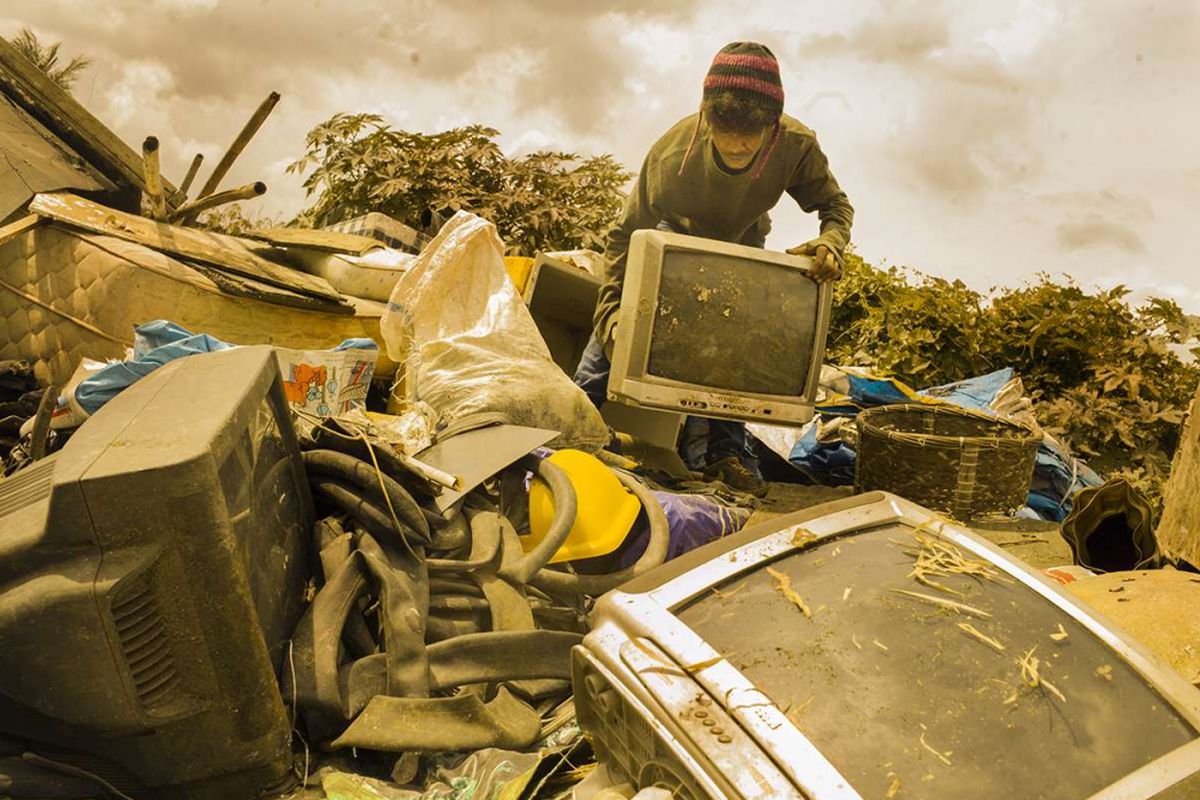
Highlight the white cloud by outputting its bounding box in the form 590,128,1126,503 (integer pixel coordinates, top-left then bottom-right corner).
3,1,1199,310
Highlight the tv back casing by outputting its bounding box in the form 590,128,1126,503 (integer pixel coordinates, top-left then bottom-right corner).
574,492,1200,800
607,229,832,426
0,346,313,799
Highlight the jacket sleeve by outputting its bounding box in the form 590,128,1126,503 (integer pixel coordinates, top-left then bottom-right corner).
594,155,660,344
786,136,854,254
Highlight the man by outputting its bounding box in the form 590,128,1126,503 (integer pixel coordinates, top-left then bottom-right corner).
574,41,854,496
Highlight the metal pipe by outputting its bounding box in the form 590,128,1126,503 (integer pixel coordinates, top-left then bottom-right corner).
169,181,265,223
141,136,166,220
182,91,280,223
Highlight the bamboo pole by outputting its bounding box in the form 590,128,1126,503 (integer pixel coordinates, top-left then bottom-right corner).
169,181,266,223
172,153,205,203
141,136,167,220
181,91,280,224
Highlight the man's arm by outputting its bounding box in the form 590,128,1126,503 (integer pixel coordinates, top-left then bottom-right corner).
785,136,854,279
594,155,659,350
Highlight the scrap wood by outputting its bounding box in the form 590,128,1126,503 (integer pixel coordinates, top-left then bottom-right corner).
1050,623,1069,642
766,566,811,618
957,622,1005,652
183,91,280,222
890,588,992,619
28,192,344,302
886,773,901,798
1017,646,1066,703
792,527,818,547
141,136,166,220
173,152,204,203
245,226,385,255
919,731,953,766
169,181,266,223
0,35,177,199
904,530,1011,597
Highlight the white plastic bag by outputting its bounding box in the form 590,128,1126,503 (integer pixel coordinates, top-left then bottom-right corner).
381,212,607,449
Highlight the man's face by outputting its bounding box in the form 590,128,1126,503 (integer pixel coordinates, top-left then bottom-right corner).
710,127,768,169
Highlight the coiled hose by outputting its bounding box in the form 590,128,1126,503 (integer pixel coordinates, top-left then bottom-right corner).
303,449,431,546
525,466,670,597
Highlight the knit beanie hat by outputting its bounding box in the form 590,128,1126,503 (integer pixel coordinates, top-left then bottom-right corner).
704,42,784,119
679,41,784,179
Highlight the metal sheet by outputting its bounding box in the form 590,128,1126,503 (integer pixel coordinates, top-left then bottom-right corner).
417,423,557,511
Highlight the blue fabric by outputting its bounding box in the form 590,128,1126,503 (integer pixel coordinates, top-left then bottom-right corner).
76,331,233,413
919,369,1014,408
786,368,1101,519
573,333,610,410
74,320,377,417
611,489,753,569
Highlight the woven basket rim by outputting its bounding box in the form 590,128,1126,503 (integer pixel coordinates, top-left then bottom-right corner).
856,403,1042,450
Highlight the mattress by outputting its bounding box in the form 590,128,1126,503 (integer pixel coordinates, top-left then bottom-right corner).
0,223,396,387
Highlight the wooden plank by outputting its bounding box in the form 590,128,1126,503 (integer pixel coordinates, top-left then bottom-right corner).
244,226,385,256
29,192,345,303
0,213,45,246
0,36,176,203
186,262,355,316
1157,380,1200,569
0,92,112,220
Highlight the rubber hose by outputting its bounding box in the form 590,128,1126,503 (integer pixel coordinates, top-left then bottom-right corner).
529,470,669,597
309,427,436,494
429,578,485,597
310,477,430,547
429,512,469,551
498,458,577,586
303,449,430,540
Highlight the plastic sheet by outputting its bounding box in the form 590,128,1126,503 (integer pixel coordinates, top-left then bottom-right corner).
381,212,608,450
49,320,377,428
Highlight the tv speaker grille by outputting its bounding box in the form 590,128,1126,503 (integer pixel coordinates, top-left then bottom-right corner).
110,579,180,713
0,454,57,517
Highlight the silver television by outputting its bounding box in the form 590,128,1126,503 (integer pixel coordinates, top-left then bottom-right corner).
607,229,832,426
574,492,1200,800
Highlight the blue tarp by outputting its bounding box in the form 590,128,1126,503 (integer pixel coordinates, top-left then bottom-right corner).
71,320,376,417
789,368,1101,521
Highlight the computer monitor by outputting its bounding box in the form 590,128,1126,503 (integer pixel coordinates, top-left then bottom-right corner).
575,492,1200,800
607,229,832,425
0,346,313,799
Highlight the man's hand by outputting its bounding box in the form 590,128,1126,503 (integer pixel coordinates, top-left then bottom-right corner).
788,239,842,282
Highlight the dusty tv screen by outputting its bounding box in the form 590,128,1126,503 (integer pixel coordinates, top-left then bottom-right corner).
647,249,820,396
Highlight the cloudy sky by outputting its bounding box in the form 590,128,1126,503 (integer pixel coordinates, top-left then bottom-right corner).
5,1,1199,308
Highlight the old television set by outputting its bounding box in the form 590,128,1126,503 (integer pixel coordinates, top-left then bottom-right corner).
607,229,832,426
574,492,1200,800
0,346,313,799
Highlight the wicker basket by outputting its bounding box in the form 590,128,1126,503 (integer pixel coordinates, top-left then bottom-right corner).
854,404,1041,520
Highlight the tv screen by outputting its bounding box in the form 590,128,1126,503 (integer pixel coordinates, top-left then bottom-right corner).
574,493,1200,800
608,229,831,425
649,249,820,396
0,346,312,800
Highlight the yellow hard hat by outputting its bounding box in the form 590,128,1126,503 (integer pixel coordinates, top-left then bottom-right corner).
522,449,642,564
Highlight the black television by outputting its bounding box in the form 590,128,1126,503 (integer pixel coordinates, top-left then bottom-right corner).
0,346,313,799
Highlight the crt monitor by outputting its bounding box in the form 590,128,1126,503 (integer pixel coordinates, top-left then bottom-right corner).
607,229,832,426
574,492,1200,800
0,346,313,800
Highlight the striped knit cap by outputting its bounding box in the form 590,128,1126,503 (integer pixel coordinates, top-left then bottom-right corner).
703,41,784,118
679,41,785,179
